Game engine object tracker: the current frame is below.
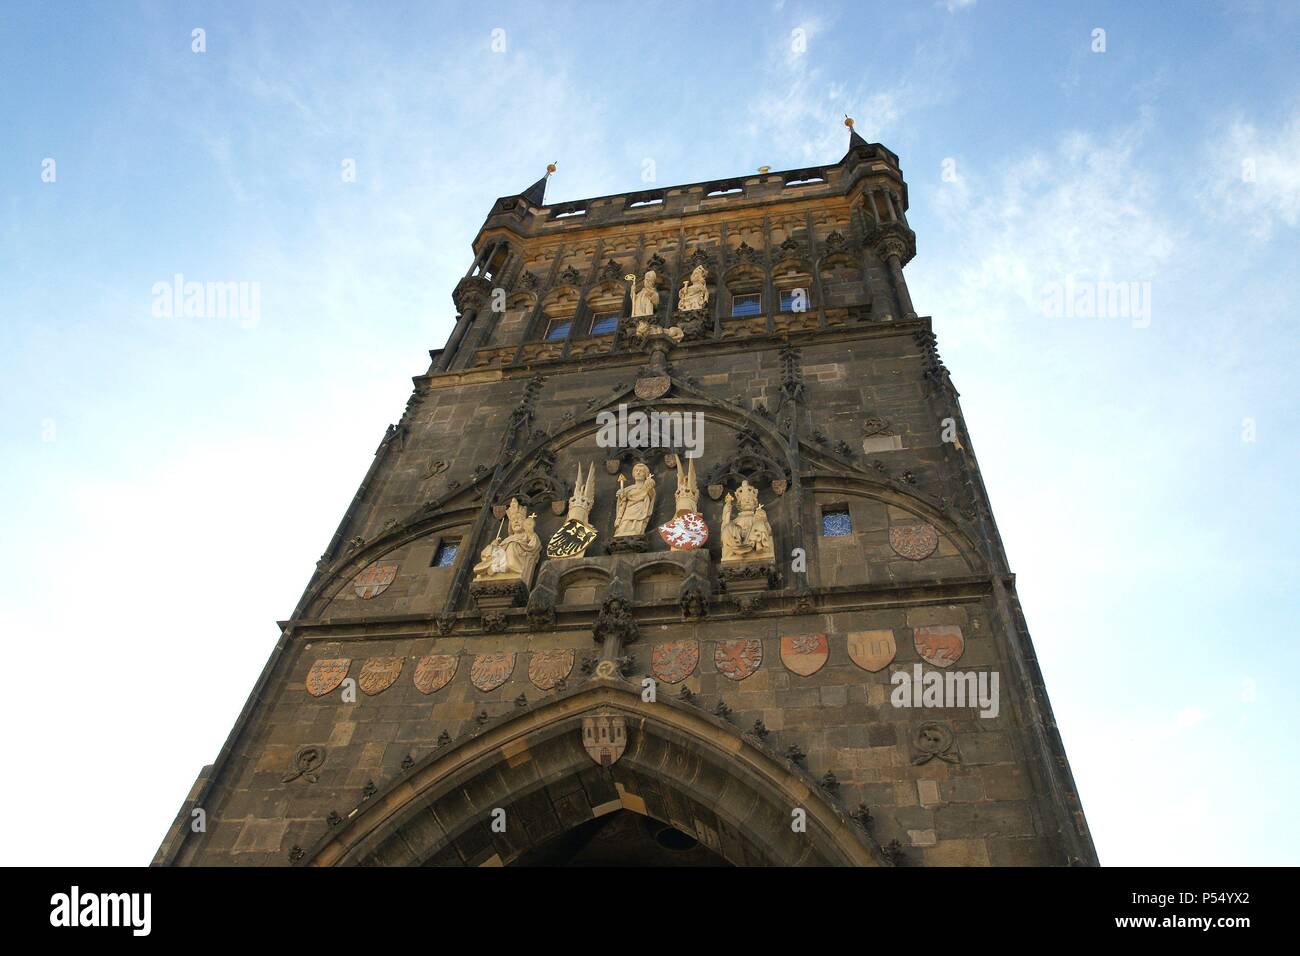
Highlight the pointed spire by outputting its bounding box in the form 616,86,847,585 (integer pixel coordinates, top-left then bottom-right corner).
521,162,557,206
584,462,596,500
844,115,868,152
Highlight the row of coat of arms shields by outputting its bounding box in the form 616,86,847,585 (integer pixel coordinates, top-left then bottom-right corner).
302,626,966,698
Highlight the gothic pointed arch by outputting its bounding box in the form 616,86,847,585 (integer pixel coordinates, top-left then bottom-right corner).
299,679,885,867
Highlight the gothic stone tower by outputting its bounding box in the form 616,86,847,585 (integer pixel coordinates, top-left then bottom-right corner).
155,124,1097,867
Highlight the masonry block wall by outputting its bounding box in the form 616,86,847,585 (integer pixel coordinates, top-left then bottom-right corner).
155,133,1096,867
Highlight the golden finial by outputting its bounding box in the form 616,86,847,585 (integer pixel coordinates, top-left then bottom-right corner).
757,165,771,174
546,162,557,174
844,115,855,128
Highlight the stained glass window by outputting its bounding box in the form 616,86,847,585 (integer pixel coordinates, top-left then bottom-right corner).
780,289,810,313
432,540,459,567
731,293,762,317
821,507,852,537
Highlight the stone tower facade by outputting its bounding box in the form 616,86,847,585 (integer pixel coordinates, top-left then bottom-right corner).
155,126,1097,867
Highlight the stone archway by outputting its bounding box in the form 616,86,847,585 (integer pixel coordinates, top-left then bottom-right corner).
303,679,882,867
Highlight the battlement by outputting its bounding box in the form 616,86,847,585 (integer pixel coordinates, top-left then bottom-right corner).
477,140,907,242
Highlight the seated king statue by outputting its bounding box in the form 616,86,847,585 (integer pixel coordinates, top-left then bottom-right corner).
472,497,542,585
719,480,775,565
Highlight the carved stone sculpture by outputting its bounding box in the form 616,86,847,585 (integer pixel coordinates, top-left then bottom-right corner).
546,463,599,558
613,462,656,540
472,497,541,585
719,480,775,564
631,269,660,318
674,455,701,515
658,456,709,551
678,264,709,312
634,319,684,344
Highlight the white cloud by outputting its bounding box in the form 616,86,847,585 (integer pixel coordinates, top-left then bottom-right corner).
1240,677,1258,704
1199,113,1300,240
914,121,1180,349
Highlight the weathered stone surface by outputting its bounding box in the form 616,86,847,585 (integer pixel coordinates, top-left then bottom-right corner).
157,130,1096,870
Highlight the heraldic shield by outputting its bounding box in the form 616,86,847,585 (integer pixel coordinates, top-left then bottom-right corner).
582,713,627,767
889,524,939,561
780,633,829,676
658,512,708,550
651,640,699,684
358,657,403,696
847,630,897,672
470,652,516,691
547,518,598,559
353,562,398,599
528,648,574,690
305,658,350,697
715,639,763,681
913,625,965,668
413,654,458,694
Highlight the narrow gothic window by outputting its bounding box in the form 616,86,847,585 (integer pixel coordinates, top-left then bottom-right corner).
544,319,571,341
432,540,459,567
590,312,619,335
731,293,762,317
780,289,810,313
821,506,852,537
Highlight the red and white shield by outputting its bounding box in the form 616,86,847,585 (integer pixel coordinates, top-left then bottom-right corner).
651,640,700,684
715,639,763,681
353,562,398,599
913,625,965,667
658,512,709,550
780,633,829,676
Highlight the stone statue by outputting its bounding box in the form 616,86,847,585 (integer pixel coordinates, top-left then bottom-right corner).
678,264,709,312
657,456,709,551
674,455,700,515
631,269,660,318
634,319,684,344
546,463,599,558
613,462,656,539
473,498,541,583
720,480,775,564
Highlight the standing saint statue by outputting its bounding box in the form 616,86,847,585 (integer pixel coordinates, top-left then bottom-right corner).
678,264,709,312
631,269,660,318
613,462,657,539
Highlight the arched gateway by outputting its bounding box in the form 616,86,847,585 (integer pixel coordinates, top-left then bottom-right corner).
156,124,1096,868
304,680,882,867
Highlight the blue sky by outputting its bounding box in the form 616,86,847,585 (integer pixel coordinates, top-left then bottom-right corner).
2,1,1297,865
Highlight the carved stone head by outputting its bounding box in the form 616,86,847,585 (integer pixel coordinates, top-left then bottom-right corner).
735,480,759,511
